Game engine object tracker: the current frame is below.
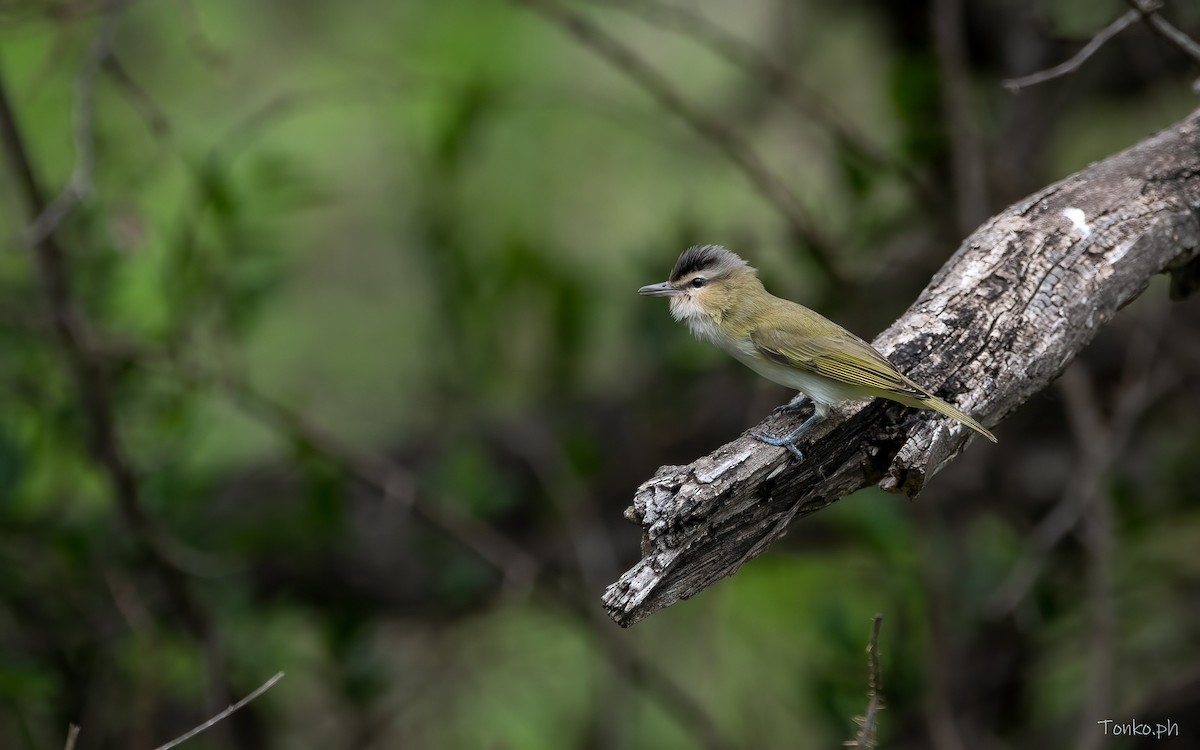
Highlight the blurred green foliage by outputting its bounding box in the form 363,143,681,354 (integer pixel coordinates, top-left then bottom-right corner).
0,1,1199,749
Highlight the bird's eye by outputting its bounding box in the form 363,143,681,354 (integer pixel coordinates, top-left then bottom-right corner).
691,277,706,288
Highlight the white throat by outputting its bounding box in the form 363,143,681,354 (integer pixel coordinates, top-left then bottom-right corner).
669,294,741,354
670,295,719,343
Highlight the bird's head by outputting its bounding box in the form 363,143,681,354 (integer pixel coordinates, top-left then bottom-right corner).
638,245,762,323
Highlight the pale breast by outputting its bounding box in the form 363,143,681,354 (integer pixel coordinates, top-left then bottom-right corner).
688,318,872,407
740,354,871,407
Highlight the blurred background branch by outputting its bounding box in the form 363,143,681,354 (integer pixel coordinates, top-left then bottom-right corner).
588,0,940,210
24,1,121,245
1126,0,1200,65
1001,10,1140,92
0,48,249,750
515,0,846,285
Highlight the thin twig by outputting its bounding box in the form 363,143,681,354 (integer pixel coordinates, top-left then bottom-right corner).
1126,0,1200,65
1002,10,1139,92
26,4,123,245
848,614,885,748
63,724,81,750
152,672,284,750
1003,2,1200,93
513,0,845,285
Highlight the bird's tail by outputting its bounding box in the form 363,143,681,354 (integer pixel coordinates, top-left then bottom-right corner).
922,395,997,443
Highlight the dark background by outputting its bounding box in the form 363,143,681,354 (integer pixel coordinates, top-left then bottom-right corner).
1,0,1199,748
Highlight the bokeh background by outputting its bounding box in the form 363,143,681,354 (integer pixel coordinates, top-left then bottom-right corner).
1,0,1199,748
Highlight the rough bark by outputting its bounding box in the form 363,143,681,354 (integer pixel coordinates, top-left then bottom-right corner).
603,107,1200,627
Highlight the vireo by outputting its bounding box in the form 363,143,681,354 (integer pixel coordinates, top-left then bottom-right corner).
639,245,996,460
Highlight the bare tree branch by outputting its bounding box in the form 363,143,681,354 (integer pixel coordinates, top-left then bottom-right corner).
63,724,80,750
1001,10,1140,92
0,56,247,747
603,108,1200,626
0,56,213,605
589,0,937,207
847,614,885,749
152,672,284,750
1126,0,1200,65
513,0,846,285
1002,2,1200,94
588,0,862,137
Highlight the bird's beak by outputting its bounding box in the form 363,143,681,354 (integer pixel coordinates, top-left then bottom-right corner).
638,281,680,297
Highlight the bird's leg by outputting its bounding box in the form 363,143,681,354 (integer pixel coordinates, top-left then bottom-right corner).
751,403,829,461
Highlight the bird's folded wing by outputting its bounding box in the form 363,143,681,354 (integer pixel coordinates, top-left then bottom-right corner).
750,327,928,399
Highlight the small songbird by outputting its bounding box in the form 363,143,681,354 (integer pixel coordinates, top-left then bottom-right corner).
638,245,996,460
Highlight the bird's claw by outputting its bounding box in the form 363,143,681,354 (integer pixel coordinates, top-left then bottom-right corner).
750,430,805,462
772,402,808,415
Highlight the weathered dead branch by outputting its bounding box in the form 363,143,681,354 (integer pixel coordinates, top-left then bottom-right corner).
604,108,1200,626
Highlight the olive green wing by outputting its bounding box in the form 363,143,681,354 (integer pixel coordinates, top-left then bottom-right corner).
749,326,929,400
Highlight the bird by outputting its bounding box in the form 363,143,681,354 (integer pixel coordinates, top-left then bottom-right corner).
638,245,996,460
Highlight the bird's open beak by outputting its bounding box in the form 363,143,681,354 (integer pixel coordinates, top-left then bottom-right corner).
638,281,680,297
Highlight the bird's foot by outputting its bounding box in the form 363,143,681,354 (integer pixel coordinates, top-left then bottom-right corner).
772,401,810,415
751,430,805,461
751,410,826,462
